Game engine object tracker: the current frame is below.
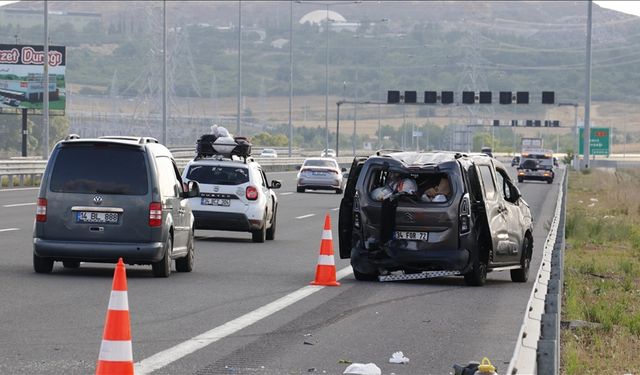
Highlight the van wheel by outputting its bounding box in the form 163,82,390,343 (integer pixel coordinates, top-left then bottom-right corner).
297,186,305,193
511,236,532,282
518,177,524,183
33,254,53,274
547,178,553,184
336,188,343,194
252,217,267,243
152,236,172,277
176,230,194,272
464,258,487,286
353,268,379,281
266,208,277,241
63,261,81,269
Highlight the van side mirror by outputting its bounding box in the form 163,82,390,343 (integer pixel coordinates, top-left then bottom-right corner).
184,181,200,198
341,167,347,172
270,180,282,189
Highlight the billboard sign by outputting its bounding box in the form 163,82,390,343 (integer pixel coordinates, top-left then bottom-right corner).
579,127,610,156
0,44,66,111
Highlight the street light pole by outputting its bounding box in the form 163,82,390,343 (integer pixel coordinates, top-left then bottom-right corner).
43,0,50,159
236,0,242,135
583,0,593,169
288,0,293,157
559,102,579,168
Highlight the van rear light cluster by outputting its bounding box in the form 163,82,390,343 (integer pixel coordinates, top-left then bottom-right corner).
459,193,471,234
36,198,47,222
149,202,162,227
246,186,259,200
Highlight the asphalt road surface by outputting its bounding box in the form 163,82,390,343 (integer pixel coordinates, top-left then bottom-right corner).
0,167,561,375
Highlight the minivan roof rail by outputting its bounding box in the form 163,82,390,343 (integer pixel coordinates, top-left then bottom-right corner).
375,149,403,156
98,136,159,144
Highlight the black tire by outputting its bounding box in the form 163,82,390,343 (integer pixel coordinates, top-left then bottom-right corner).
335,188,343,195
297,186,305,193
464,258,488,286
152,236,172,278
517,177,524,183
33,253,53,274
252,218,267,243
62,261,81,269
353,268,379,281
547,178,553,184
266,208,277,241
511,236,532,282
175,230,194,272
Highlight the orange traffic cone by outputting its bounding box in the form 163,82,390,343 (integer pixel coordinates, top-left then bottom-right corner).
96,258,134,375
311,213,340,286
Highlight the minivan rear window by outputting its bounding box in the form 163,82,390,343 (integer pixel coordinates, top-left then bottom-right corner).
50,146,149,195
186,165,249,185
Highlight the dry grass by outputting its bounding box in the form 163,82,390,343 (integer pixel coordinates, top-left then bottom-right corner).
562,169,640,374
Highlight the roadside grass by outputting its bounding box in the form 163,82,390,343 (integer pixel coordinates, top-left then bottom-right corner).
0,175,41,188
562,169,640,374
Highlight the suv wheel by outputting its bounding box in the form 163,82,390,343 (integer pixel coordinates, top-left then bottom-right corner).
517,177,524,183
335,188,343,194
464,258,488,286
152,236,172,277
547,178,553,184
33,254,54,274
511,236,532,282
252,217,267,243
297,186,305,193
266,208,277,241
175,230,195,272
353,268,379,281
62,261,81,269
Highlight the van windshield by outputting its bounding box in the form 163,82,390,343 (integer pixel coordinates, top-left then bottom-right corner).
368,169,452,203
50,146,149,195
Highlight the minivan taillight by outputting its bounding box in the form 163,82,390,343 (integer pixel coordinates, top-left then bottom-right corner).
36,198,47,222
459,193,471,234
149,202,162,227
246,186,259,200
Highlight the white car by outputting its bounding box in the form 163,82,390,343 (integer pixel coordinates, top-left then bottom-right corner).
320,148,336,158
296,157,345,194
182,156,281,242
260,148,278,158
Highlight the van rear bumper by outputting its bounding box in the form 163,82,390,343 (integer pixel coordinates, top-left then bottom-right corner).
33,238,164,264
352,245,470,274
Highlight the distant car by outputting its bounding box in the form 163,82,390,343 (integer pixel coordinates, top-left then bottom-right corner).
3,98,10,105
511,155,521,166
297,157,345,194
12,99,21,107
517,150,555,184
320,148,336,158
481,147,493,158
260,148,278,158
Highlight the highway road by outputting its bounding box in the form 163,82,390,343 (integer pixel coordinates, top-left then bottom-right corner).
0,167,561,374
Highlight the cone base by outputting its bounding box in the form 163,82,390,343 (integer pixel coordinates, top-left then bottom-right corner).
310,280,340,286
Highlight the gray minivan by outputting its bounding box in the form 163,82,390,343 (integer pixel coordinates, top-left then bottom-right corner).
33,136,199,277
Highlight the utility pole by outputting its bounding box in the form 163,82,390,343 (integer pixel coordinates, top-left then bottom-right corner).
43,0,50,159
236,0,242,135
288,0,293,157
162,0,167,145
583,0,593,169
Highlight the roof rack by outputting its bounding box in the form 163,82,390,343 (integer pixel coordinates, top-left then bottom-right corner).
98,136,159,144
65,134,80,140
375,149,403,156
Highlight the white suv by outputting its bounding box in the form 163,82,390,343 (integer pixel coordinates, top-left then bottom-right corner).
182,156,281,242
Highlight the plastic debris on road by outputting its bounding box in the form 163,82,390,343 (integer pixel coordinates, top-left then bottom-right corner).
343,363,382,375
389,351,410,364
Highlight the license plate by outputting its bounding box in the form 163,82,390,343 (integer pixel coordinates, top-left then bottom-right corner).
312,172,325,176
394,231,429,241
76,211,119,224
201,197,231,207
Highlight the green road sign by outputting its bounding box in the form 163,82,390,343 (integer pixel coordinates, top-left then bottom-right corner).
579,127,610,156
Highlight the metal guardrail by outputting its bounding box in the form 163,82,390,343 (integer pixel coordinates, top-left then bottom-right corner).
506,167,567,375
0,156,356,189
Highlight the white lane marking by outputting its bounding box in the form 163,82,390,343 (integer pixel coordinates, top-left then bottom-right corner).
135,266,353,375
3,202,36,207
295,214,315,219
280,192,294,196
0,187,39,192
0,228,19,233
331,207,340,211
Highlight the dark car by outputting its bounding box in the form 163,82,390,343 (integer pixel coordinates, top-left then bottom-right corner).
517,150,555,184
338,151,534,286
33,135,200,277
511,155,520,166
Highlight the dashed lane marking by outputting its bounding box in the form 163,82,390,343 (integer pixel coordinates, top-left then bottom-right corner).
295,214,315,219
0,228,19,233
3,202,35,207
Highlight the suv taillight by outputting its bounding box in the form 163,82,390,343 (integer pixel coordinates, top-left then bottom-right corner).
459,193,471,234
149,202,162,227
36,198,47,222
246,186,259,200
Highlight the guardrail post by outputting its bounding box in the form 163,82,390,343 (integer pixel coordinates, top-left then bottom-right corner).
537,339,558,375
8,174,13,188
19,174,24,187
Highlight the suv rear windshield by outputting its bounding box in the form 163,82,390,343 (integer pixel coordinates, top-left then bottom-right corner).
186,165,249,185
50,145,149,195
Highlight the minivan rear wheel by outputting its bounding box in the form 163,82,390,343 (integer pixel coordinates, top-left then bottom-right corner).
33,254,54,274
152,236,172,277
175,230,194,272
353,268,379,281
464,258,487,286
511,236,532,282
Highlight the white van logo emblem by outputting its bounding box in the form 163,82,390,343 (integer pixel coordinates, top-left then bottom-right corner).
93,196,103,205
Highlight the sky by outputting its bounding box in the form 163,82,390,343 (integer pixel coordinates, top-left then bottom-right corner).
0,0,638,17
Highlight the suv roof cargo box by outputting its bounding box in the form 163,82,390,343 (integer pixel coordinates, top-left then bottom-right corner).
196,134,252,160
